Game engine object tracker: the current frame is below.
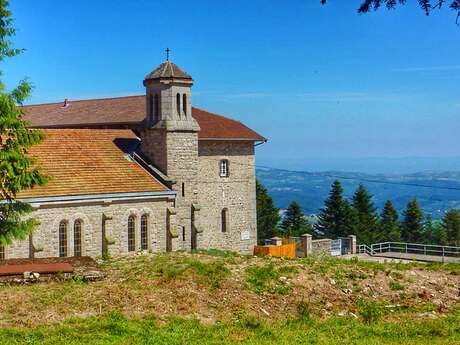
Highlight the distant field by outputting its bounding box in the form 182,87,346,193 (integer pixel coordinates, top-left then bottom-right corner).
1,251,460,344
257,167,460,217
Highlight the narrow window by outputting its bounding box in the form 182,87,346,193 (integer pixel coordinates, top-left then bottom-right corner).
149,94,154,123
59,221,68,257
221,209,228,233
141,215,148,250
182,226,186,241
74,220,82,257
219,159,229,177
0,244,4,260
128,216,136,252
181,182,185,197
176,93,181,117
154,94,160,121
182,94,187,116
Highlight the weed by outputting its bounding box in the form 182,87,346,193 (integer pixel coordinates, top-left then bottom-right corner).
389,280,405,291
297,301,312,322
357,299,383,324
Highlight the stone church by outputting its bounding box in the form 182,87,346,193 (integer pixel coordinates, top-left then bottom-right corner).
0,59,265,260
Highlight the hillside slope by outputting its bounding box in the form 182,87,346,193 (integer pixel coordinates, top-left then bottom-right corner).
257,167,460,217
1,252,460,344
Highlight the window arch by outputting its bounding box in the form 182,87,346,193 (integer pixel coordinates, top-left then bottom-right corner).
182,94,187,116
176,93,181,117
74,219,82,257
128,215,136,252
59,221,68,257
219,159,229,177
154,94,160,122
141,215,148,251
221,208,228,233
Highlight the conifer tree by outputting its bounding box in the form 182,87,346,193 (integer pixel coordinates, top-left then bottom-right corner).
316,180,349,238
380,200,400,242
280,201,311,237
442,209,460,246
256,180,280,243
350,184,379,244
422,214,436,245
401,199,424,243
0,0,47,246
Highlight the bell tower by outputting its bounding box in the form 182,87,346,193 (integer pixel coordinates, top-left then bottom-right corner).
140,53,200,251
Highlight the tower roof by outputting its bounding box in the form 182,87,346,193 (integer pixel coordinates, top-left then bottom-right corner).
144,60,192,81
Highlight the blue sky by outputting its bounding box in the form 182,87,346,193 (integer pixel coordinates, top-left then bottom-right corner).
4,1,460,173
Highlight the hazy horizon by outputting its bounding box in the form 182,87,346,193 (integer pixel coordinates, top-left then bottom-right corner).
257,156,460,175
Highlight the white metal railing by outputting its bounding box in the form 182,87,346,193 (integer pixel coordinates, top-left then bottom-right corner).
359,241,460,259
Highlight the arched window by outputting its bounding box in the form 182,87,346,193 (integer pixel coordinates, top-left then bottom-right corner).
0,244,4,260
128,216,136,252
59,221,68,257
176,93,181,117
141,215,148,251
219,159,229,177
148,94,154,123
74,220,82,257
182,94,187,116
221,208,228,233
154,94,160,122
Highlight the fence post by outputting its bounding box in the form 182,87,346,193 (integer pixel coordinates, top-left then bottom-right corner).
348,235,357,254
300,233,313,257
442,246,445,263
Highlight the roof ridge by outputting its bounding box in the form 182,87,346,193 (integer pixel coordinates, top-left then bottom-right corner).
24,94,144,107
192,106,244,125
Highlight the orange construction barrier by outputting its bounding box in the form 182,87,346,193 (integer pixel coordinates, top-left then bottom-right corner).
253,243,296,258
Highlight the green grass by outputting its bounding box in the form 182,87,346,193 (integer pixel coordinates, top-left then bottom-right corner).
2,310,460,345
245,263,297,294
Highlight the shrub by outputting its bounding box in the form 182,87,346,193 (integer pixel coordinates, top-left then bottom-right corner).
357,299,383,324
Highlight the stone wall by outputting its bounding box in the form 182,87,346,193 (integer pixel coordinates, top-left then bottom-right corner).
3,197,174,260
196,141,257,254
311,239,331,255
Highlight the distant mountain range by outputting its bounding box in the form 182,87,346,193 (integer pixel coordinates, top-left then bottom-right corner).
256,167,460,219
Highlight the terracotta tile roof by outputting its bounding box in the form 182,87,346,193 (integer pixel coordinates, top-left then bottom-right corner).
22,95,265,141
144,61,192,81
192,107,265,141
17,129,169,199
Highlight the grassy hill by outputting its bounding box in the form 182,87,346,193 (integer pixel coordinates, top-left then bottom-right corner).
257,167,460,218
1,252,460,344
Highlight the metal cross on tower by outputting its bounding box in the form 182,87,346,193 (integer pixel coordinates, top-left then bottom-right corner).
165,48,170,61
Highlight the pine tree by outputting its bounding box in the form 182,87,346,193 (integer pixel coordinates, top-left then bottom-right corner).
380,200,400,242
350,184,379,244
316,180,349,238
442,209,460,246
256,180,280,243
422,214,436,245
401,199,424,243
280,201,311,237
0,0,47,246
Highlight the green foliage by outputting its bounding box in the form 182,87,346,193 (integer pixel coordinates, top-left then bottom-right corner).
401,199,424,243
280,200,312,237
350,184,380,244
380,200,401,242
442,209,460,246
320,0,460,24
389,280,405,291
296,301,312,322
245,263,295,294
256,180,280,243
0,0,47,245
316,180,350,238
357,299,383,324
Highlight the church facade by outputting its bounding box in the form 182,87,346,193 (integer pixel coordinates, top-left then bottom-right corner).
0,60,265,260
